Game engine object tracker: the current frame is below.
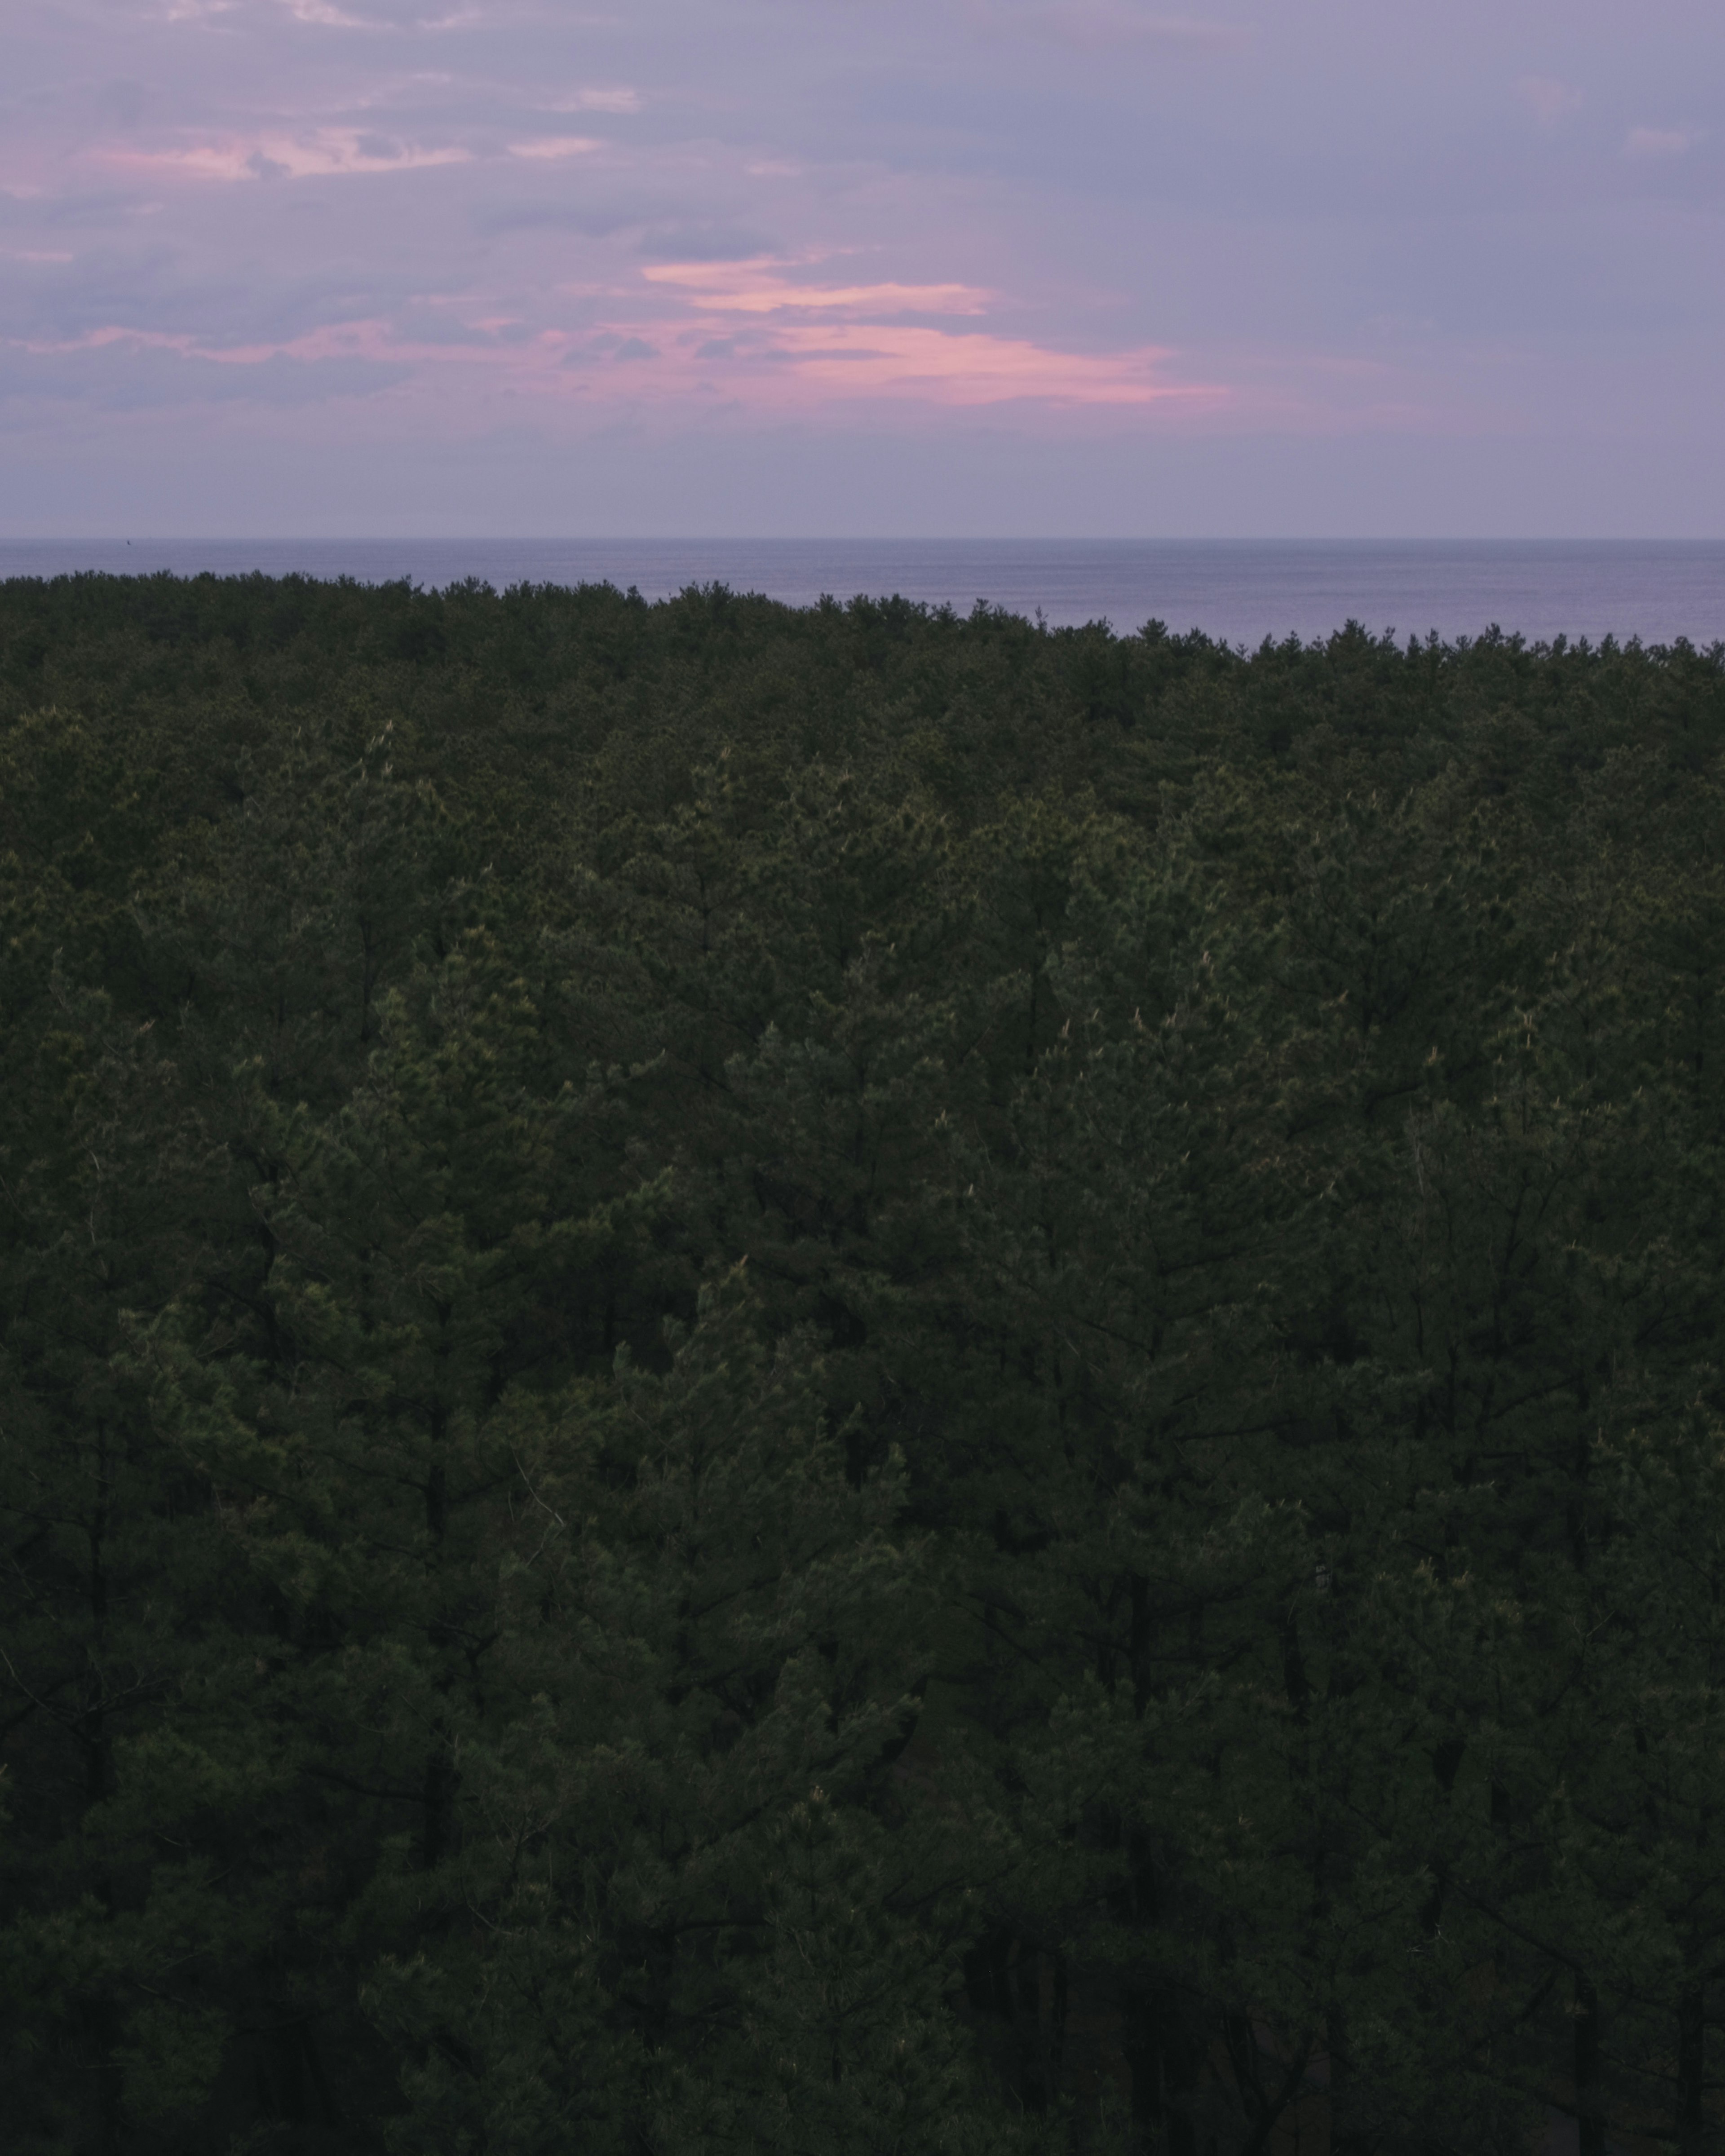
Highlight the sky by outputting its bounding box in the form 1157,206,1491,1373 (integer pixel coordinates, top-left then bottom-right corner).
3,0,1722,536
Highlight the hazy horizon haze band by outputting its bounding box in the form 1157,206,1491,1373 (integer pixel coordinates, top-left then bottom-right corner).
2,538,1721,647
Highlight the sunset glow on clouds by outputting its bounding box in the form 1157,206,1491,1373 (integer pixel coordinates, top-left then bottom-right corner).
106,131,477,181
639,264,997,318
3,0,1723,534
9,259,1215,415
628,259,1213,406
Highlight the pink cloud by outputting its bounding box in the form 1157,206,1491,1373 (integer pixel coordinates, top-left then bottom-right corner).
633,258,1217,406
1623,125,1697,159
1516,76,1583,130
729,320,1211,406
540,88,641,115
104,131,472,181
15,293,1219,416
279,0,372,26
641,261,992,316
507,137,601,160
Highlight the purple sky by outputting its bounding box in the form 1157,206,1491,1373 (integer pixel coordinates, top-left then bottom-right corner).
4,0,1722,535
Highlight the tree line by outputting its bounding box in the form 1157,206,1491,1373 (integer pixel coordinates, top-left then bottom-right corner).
3,570,1724,2155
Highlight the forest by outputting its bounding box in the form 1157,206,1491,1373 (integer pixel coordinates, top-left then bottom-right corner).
2,569,1724,2156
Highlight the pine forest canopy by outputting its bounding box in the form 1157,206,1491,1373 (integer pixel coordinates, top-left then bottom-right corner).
2,570,1725,2156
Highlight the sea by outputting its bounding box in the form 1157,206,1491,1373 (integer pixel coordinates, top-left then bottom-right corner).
2,538,1722,649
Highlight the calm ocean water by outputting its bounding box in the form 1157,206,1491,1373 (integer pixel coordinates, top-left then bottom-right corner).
2,538,1722,648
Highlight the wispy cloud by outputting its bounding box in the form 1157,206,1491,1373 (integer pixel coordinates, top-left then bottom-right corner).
2,255,1218,416
508,137,602,160
541,88,641,115
716,320,1213,405
642,261,991,315
105,130,472,180
1623,125,1697,159
1516,76,1583,130
0,327,411,406
637,257,1217,407
159,0,243,23
279,0,373,27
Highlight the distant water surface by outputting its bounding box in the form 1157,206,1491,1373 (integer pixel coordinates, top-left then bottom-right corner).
2,539,1721,647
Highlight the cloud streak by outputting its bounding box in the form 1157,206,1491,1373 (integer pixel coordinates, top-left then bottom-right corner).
0,330,411,406
641,261,993,315
507,136,601,159
712,320,1209,405
540,88,641,114
1623,125,1697,159
106,131,473,181
1,248,1220,415
1517,75,1583,130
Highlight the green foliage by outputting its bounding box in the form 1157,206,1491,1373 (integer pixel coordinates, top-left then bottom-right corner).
2,571,1724,2153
